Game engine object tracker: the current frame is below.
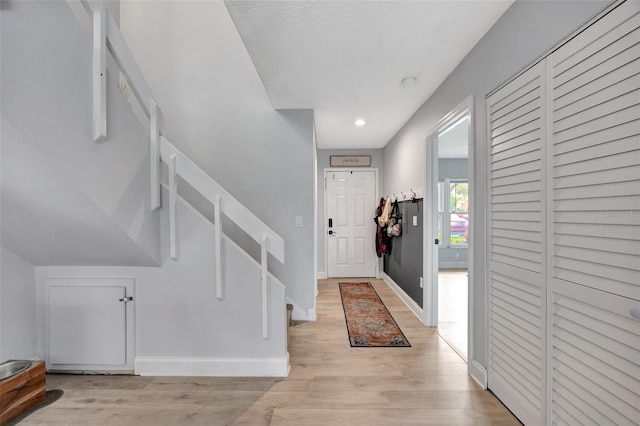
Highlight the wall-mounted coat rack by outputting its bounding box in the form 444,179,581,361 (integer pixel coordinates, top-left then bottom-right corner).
389,187,424,202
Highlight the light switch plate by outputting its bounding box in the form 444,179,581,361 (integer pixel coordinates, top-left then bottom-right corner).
413,216,418,226
295,216,302,228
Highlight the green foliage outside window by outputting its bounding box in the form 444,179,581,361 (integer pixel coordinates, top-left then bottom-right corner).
449,182,469,245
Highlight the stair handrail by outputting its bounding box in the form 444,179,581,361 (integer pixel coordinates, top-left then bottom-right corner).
69,0,285,264
68,0,285,338
160,138,285,263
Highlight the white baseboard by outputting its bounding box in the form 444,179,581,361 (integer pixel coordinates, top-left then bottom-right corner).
307,307,316,321
317,271,327,279
469,359,488,389
381,272,423,323
135,353,290,377
286,297,316,321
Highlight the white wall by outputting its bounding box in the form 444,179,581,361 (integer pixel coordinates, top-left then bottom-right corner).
1,0,161,266
36,191,288,375
1,116,160,267
316,149,384,277
438,159,468,181
0,248,37,361
120,3,316,315
383,0,608,373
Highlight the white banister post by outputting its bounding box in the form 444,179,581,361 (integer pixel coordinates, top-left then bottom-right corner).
261,234,268,339
168,154,178,260
214,195,223,300
149,99,161,211
92,2,107,143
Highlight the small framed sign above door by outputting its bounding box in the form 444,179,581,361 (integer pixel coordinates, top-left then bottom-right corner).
330,155,371,167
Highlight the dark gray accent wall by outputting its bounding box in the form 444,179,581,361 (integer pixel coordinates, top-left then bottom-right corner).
383,200,423,307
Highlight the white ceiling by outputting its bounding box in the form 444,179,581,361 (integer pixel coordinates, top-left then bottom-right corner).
225,0,513,149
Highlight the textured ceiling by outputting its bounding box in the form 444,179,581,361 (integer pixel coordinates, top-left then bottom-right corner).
225,0,513,149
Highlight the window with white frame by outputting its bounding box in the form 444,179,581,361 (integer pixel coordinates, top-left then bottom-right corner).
438,179,469,247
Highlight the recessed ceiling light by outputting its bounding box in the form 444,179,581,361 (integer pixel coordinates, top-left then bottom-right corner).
401,76,417,88
355,119,366,126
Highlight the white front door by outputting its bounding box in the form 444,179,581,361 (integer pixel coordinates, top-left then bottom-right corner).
326,170,377,277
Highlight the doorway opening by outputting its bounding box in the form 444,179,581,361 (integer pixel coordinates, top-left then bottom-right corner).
424,98,472,363
437,118,469,361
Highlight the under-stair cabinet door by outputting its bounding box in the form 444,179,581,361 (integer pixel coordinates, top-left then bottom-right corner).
47,278,135,372
488,60,548,426
549,1,640,424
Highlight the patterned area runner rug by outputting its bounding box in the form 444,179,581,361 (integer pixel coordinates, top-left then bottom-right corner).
339,282,410,347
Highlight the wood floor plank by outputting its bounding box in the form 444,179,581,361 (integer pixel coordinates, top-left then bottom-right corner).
309,375,478,392
20,278,518,425
270,408,478,426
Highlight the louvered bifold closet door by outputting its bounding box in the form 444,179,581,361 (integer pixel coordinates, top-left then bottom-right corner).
488,61,547,426
550,1,640,424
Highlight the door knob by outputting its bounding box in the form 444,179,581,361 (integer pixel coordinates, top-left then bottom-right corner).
328,230,336,235
435,238,440,245
119,296,133,303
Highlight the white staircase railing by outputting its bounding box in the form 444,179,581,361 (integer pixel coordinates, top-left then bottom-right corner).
69,0,284,340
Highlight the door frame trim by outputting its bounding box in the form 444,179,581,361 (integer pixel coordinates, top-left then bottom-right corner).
423,95,474,365
323,168,379,279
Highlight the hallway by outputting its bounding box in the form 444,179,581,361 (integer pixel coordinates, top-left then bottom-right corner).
23,279,519,425
438,269,469,361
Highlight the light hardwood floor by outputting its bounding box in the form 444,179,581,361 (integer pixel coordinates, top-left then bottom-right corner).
438,269,468,361
22,279,519,425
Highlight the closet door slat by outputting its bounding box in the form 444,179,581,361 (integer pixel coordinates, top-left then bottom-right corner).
552,2,640,70
555,72,640,121
553,279,640,425
550,2,640,423
555,56,640,112
488,61,546,426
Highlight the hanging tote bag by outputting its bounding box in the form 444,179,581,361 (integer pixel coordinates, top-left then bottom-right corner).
387,200,402,237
